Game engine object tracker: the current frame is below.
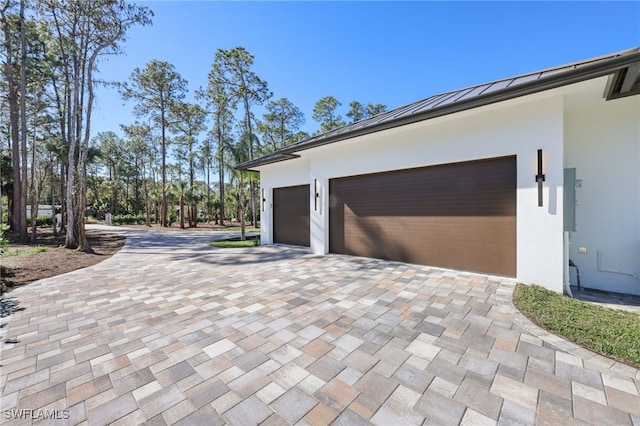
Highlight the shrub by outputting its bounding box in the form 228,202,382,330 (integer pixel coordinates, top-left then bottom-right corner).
0,230,8,254
27,216,54,227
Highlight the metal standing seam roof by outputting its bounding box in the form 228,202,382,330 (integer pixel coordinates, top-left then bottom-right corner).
237,47,640,171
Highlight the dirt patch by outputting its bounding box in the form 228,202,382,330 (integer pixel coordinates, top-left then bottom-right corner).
1,228,125,292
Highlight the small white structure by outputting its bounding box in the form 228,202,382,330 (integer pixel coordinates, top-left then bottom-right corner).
239,48,640,296
26,205,59,218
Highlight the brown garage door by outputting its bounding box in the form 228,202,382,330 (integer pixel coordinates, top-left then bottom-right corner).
273,185,310,247
329,156,516,276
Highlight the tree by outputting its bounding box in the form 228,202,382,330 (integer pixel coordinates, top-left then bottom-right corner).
227,131,255,241
1,1,41,242
312,96,345,133
121,123,151,223
168,101,206,227
212,47,271,228
94,131,125,214
120,60,187,227
39,0,152,251
0,149,12,228
257,97,306,154
199,59,236,226
199,135,213,220
167,179,187,229
346,100,387,123
365,102,387,118
346,100,365,123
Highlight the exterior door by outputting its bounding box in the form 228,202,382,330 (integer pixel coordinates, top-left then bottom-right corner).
273,185,310,247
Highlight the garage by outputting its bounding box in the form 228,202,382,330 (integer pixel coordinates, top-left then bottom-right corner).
329,156,516,276
273,185,310,247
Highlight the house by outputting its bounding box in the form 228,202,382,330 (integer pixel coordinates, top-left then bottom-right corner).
238,47,640,296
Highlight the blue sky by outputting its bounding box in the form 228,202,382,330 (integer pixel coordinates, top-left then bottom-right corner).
91,1,640,140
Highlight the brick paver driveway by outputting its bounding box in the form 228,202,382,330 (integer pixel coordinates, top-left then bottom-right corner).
1,226,639,425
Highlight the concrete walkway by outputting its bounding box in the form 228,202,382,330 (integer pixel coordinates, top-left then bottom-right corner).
1,225,639,425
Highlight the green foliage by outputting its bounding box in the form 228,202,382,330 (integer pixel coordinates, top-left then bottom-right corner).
0,230,8,254
513,284,640,368
210,226,260,233
208,238,260,248
111,213,154,225
167,210,178,226
2,246,47,257
1,195,8,225
257,98,306,153
313,96,345,133
27,216,55,227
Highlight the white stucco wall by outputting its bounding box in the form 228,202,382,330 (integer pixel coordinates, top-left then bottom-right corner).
565,89,640,295
307,95,565,291
258,158,309,245
258,92,569,292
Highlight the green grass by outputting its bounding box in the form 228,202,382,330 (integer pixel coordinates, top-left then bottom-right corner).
513,284,640,368
208,239,259,248
1,246,47,257
210,227,260,233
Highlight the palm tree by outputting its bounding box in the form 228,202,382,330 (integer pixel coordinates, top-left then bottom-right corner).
226,132,255,240
185,182,204,227
167,180,188,229
149,187,162,224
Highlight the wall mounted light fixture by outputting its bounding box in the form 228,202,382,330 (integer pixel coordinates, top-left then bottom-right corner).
261,188,266,212
314,179,320,211
535,149,545,207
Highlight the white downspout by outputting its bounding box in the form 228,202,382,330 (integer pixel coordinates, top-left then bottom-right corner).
563,232,574,297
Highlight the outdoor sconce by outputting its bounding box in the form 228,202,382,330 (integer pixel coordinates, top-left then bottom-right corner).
261,188,266,212
314,179,320,211
535,149,545,207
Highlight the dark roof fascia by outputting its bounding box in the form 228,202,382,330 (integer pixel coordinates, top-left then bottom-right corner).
240,153,300,172
605,61,640,100
237,50,640,171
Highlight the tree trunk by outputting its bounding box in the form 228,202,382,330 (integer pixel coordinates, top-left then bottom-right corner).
239,174,245,241
250,179,257,228
179,193,184,229
59,161,66,233
50,156,57,235
143,164,150,226
217,135,225,226
8,72,23,238
64,42,80,249
30,125,38,243
206,155,211,221
243,98,258,228
19,0,28,241
74,49,100,254
1,7,25,241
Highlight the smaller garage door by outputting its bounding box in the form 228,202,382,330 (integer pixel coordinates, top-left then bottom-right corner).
273,185,310,247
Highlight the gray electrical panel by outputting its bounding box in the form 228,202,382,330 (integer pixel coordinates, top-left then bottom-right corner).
564,168,576,232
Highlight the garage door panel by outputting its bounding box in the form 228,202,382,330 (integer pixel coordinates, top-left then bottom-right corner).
273,185,310,247
341,215,515,276
330,156,516,276
339,166,515,217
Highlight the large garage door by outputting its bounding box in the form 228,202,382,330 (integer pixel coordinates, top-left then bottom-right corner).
273,185,310,247
329,156,516,276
